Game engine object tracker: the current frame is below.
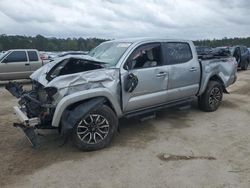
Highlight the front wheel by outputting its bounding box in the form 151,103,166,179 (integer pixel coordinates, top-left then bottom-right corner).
72,105,118,151
198,81,223,112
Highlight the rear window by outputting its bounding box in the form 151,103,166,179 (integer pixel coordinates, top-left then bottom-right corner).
28,51,38,61
6,51,27,62
163,42,193,64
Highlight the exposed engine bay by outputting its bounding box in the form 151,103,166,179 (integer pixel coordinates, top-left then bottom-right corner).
5,81,55,127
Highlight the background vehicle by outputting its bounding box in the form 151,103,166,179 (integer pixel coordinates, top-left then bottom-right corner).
0,49,45,80
6,38,237,151
196,46,212,58
229,45,250,70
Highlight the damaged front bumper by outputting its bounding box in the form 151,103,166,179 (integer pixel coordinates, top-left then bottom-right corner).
13,106,40,127
13,106,41,148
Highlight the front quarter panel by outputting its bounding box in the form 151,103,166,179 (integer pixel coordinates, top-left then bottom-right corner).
51,88,122,127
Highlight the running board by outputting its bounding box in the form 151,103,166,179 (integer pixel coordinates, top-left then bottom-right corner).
124,98,194,118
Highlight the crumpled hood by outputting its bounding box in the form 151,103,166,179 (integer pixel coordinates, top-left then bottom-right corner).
46,68,119,90
29,54,120,102
30,54,109,87
40,67,120,103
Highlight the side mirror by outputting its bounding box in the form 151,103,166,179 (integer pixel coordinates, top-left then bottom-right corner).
124,73,138,93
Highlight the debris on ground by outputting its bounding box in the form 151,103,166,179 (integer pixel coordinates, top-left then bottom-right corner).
157,153,216,162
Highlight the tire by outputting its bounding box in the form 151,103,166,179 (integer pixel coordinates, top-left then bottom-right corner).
72,105,118,151
198,81,223,112
241,61,249,70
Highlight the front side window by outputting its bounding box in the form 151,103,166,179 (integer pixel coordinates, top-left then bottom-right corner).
163,42,192,64
88,42,132,66
126,43,162,69
28,51,38,61
5,51,27,63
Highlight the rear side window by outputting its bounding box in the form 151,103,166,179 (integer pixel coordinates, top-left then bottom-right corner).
6,51,27,63
163,42,192,64
28,51,38,61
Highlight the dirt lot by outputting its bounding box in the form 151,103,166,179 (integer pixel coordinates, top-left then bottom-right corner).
0,71,250,188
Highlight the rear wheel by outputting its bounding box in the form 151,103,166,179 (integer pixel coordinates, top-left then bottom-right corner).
72,105,118,151
198,81,223,112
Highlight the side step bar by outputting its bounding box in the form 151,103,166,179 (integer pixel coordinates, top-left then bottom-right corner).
124,98,194,118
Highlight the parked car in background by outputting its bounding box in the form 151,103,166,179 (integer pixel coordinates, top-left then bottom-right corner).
211,47,231,56
229,45,250,70
39,51,54,64
6,38,237,150
196,46,212,58
0,49,45,80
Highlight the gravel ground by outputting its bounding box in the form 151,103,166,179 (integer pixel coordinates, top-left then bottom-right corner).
0,70,250,188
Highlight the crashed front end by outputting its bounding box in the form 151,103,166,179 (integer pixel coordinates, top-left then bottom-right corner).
6,56,120,148
5,80,57,148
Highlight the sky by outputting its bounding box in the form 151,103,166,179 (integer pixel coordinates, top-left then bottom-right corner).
0,0,249,40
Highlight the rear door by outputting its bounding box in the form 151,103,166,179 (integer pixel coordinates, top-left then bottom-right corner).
163,42,201,102
121,43,170,112
0,50,31,80
27,50,42,71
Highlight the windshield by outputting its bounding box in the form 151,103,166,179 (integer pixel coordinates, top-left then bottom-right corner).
0,51,10,61
88,42,132,66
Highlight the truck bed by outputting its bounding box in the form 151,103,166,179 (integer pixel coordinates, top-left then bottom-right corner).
198,56,237,96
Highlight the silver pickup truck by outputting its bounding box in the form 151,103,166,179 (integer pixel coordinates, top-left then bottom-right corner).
6,38,237,151
0,49,44,80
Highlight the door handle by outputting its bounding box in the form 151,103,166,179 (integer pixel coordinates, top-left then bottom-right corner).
25,63,30,66
189,67,198,72
157,72,167,77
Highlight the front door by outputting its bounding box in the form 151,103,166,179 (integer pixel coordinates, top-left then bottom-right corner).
121,43,169,112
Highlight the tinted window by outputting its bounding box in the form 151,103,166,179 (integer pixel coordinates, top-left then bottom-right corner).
6,51,27,63
126,43,162,69
28,51,38,61
164,43,192,64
